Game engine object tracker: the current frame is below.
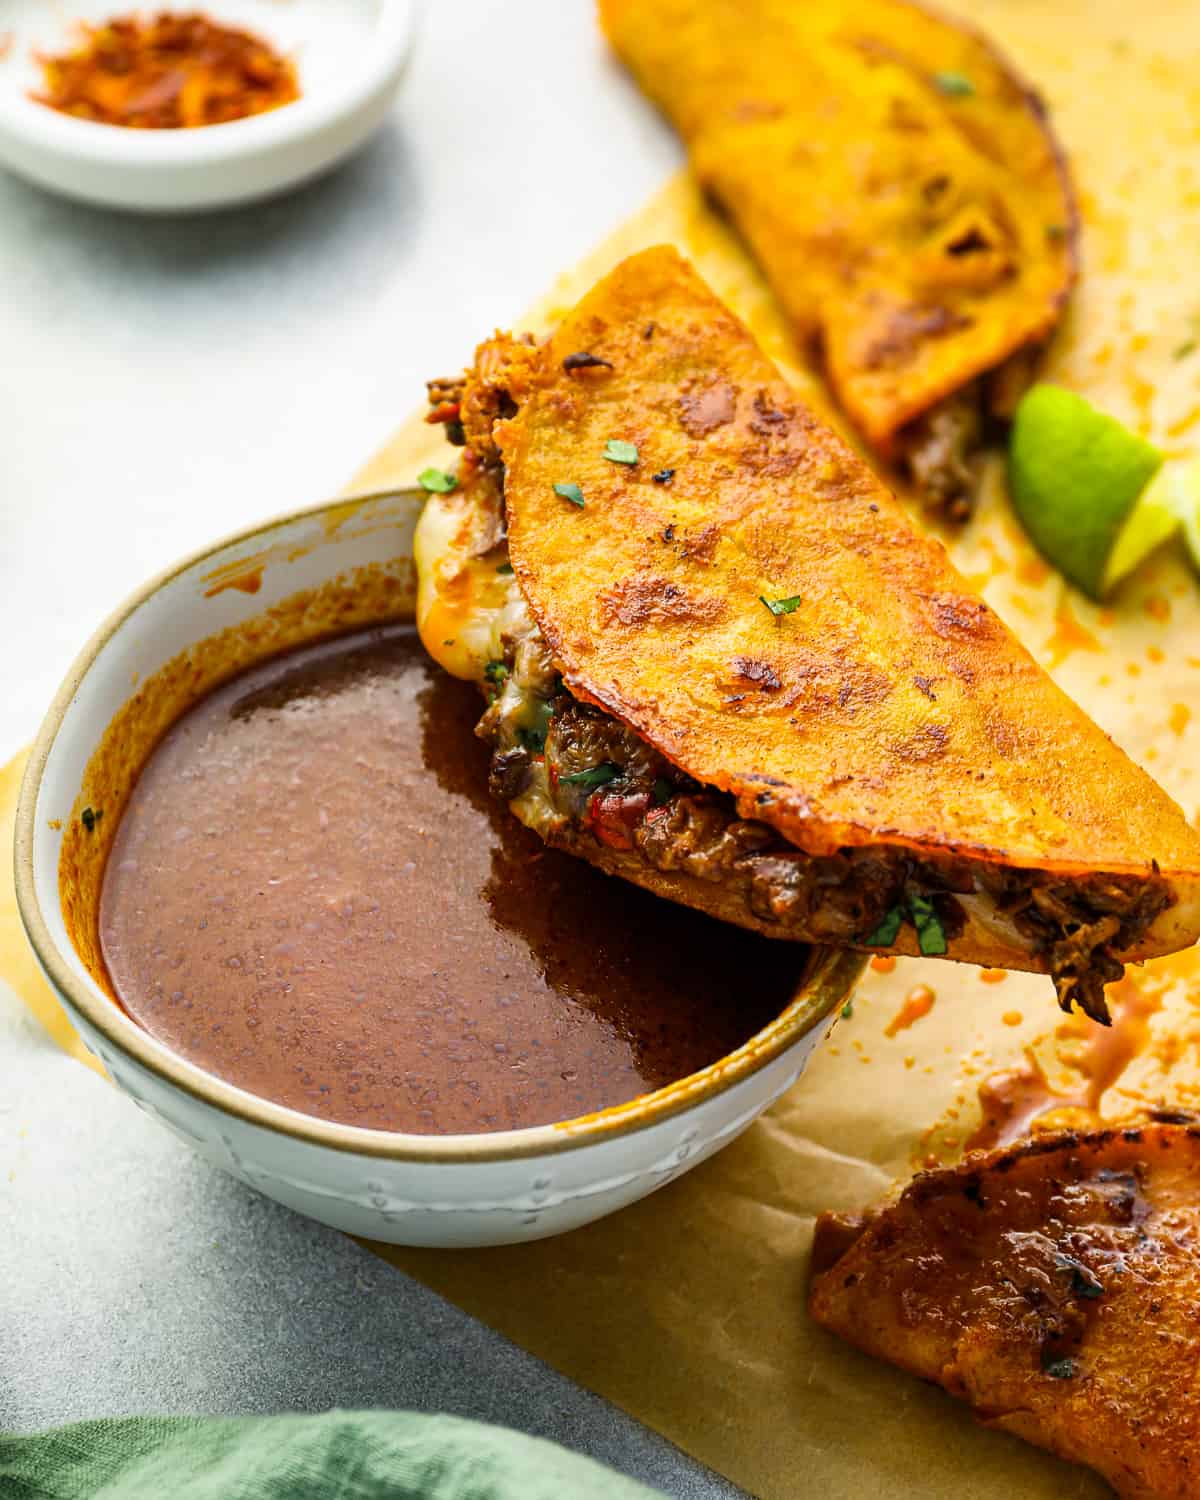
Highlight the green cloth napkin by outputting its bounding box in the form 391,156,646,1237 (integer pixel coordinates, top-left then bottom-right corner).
0,1410,665,1499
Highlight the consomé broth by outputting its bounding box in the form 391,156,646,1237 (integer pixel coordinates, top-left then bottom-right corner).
99,625,804,1133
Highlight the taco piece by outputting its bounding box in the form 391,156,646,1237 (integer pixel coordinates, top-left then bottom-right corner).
809,1123,1200,1500
598,0,1079,520
415,247,1200,1022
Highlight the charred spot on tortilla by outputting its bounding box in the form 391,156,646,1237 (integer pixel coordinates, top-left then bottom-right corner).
731,657,783,693
599,576,728,629
678,379,738,437
598,0,1079,520
415,246,1200,1025
562,351,614,373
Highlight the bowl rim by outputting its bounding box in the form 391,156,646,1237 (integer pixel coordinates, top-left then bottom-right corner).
13,487,864,1164
0,0,415,167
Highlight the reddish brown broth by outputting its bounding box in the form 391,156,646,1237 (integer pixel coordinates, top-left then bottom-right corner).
99,625,802,1133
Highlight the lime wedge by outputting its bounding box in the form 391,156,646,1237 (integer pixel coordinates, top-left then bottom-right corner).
1169,457,1200,577
1009,385,1166,600
1103,463,1183,593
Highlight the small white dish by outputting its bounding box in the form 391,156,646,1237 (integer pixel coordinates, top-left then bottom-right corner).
0,0,414,212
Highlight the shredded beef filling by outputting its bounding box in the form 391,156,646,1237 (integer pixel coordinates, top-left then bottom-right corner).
473,627,1165,1024
900,384,983,523
896,350,1042,523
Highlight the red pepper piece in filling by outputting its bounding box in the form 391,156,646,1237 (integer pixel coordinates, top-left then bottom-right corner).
587,790,652,850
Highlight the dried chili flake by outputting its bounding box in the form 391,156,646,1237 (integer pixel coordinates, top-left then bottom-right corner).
33,13,300,130
562,352,613,373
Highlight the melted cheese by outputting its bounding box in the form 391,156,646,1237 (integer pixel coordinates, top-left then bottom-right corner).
413,488,518,683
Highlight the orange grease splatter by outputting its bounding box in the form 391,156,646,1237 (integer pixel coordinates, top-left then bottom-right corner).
885,985,936,1038
966,976,1162,1152
979,968,1007,984
869,955,897,974
1167,404,1200,439
1044,595,1102,669
1170,704,1192,736
1145,594,1171,623
1002,1011,1023,1027
204,566,264,599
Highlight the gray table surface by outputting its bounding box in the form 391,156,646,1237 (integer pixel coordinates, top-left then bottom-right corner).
0,2,740,1493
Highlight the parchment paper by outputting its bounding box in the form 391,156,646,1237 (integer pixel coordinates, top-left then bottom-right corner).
7,4,1200,1494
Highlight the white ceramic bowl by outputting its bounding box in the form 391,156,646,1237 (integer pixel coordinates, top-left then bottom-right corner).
14,490,863,1247
0,0,414,212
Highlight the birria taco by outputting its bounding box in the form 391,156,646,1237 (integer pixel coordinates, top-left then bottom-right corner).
598,0,1079,520
415,247,1200,1023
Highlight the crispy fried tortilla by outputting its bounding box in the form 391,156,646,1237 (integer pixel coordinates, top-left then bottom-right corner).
598,0,1079,519
414,247,1200,1021
809,1123,1200,1500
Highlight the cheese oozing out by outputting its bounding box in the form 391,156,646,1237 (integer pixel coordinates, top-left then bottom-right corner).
413,485,519,683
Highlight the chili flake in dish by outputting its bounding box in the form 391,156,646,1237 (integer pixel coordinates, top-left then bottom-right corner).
33,12,299,130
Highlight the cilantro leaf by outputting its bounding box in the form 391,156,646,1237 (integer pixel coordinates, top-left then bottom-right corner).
651,777,676,806
866,906,904,947
418,467,457,494
603,439,639,466
933,70,975,95
561,762,621,789
759,594,802,618
553,482,585,507
909,894,948,956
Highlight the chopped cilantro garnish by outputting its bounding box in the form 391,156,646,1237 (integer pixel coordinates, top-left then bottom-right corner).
418,467,457,494
759,594,802,618
909,894,948,956
933,70,975,96
866,906,904,947
1175,340,1197,361
80,806,102,833
1042,1355,1076,1380
841,1001,854,1020
603,439,639,466
518,698,556,754
651,777,676,806
496,561,514,575
483,661,509,686
553,482,585,507
562,762,621,789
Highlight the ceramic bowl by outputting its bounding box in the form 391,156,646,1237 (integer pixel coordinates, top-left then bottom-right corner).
14,489,863,1247
0,0,414,212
